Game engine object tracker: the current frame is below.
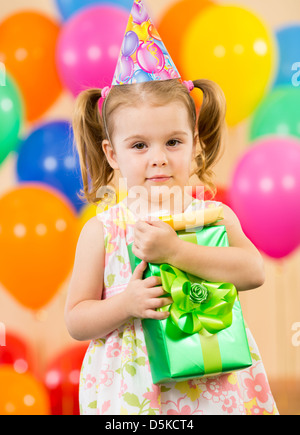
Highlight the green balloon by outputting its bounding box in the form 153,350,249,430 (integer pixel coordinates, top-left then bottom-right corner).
0,72,24,165
249,86,300,142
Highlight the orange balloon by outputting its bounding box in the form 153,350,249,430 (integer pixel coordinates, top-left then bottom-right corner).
158,0,214,75
0,366,50,415
0,184,79,310
0,12,63,122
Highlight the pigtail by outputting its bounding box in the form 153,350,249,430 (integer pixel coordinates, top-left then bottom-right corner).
72,88,114,205
192,79,227,198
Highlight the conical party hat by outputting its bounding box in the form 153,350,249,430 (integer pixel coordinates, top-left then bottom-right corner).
112,0,181,85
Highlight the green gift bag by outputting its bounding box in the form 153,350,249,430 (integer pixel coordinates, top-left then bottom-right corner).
127,225,252,384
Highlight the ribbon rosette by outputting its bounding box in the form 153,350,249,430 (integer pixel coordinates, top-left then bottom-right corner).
158,264,237,336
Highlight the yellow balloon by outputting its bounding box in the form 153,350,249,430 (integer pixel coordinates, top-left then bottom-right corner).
79,203,98,227
182,5,277,126
132,20,151,42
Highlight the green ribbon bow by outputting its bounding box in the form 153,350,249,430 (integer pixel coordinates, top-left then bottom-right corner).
158,264,237,336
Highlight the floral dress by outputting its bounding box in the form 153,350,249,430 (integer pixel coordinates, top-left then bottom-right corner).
79,198,279,415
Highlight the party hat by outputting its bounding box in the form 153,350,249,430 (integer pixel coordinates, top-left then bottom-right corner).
112,0,181,85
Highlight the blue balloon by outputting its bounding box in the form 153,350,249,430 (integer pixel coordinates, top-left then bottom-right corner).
274,25,300,87
55,0,133,20
16,121,84,212
132,70,153,83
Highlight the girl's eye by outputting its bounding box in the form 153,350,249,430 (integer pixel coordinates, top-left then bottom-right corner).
133,143,147,150
167,139,181,147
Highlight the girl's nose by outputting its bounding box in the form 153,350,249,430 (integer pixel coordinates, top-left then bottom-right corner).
150,148,168,167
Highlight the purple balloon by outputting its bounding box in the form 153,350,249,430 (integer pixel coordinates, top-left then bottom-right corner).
122,31,139,57
229,137,300,259
115,55,135,84
131,1,149,24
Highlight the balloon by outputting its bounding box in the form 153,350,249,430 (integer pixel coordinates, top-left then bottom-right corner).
136,42,165,74
132,20,150,43
0,73,24,165
122,31,139,57
79,203,98,228
249,86,300,142
274,25,300,87
229,137,300,259
0,366,50,415
131,0,149,24
0,12,62,122
148,24,162,41
191,185,229,205
55,0,133,21
0,185,79,310
115,56,135,84
158,0,213,75
56,6,128,96
132,69,153,83
44,345,88,415
0,332,33,374
16,121,84,212
206,186,229,205
182,5,276,126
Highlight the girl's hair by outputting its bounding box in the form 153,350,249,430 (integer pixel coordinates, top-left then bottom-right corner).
72,79,226,205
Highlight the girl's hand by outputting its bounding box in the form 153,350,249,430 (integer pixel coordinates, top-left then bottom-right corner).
132,218,179,264
123,260,172,320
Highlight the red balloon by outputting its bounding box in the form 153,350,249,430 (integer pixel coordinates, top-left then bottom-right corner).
191,185,229,205
44,345,88,415
0,332,33,374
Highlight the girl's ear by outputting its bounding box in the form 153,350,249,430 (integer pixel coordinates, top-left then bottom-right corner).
102,140,119,170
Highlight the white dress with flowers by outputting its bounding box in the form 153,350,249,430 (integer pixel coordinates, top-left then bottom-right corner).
79,198,278,415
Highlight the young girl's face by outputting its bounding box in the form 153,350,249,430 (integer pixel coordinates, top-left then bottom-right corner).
103,101,196,210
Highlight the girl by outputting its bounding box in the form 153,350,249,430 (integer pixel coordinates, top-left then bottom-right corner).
65,78,278,415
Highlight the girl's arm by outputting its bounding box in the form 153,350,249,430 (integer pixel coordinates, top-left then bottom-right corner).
64,217,130,341
169,204,265,291
65,217,171,342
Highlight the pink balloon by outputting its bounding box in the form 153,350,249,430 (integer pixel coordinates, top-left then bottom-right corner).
229,137,300,259
136,41,165,74
56,6,128,96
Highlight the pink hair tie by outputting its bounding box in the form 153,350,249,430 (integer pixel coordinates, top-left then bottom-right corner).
183,80,194,93
101,86,111,99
